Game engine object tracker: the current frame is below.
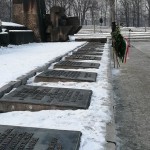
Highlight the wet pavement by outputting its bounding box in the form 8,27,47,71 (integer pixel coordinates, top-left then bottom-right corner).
112,41,150,150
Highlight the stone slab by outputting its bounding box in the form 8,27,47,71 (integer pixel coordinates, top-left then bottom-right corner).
73,52,103,56
66,55,101,60
54,61,100,69
82,46,104,49
75,37,107,43
35,70,97,82
83,42,105,47
78,49,104,53
0,85,92,111
0,125,81,150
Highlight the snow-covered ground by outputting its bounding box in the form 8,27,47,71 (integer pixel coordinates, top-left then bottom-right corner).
0,38,112,149
75,26,150,40
0,42,85,87
2,21,24,27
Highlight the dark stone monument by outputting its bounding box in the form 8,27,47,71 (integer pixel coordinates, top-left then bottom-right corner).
46,6,82,42
54,61,100,69
0,85,92,112
12,1,81,42
13,0,46,42
0,125,82,150
65,55,101,61
35,70,97,82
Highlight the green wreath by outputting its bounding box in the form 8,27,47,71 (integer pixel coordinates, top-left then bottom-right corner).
112,26,126,63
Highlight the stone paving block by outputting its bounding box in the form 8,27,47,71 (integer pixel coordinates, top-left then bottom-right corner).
8,80,22,89
17,75,28,85
34,70,97,82
0,85,92,112
26,70,37,78
0,81,23,98
0,125,82,150
0,84,13,98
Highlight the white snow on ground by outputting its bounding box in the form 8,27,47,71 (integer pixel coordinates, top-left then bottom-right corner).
0,42,85,87
0,41,111,149
0,32,8,34
2,21,24,27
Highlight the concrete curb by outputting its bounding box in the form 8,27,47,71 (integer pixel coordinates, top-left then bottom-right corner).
105,39,116,150
0,42,87,98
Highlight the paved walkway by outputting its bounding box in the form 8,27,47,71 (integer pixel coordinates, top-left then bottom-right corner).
112,42,150,150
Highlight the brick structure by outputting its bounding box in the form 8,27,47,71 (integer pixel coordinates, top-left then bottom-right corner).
13,0,46,42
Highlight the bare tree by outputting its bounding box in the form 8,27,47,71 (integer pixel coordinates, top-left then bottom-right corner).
133,0,142,27
102,0,109,26
119,0,131,26
0,0,11,21
89,0,99,25
146,0,150,26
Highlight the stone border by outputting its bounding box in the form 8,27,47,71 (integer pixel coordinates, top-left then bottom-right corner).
0,42,87,98
105,39,116,150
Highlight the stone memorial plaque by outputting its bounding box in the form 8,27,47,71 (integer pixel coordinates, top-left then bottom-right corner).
0,85,92,111
35,70,97,82
77,49,104,53
54,61,100,69
73,51,103,56
66,55,101,60
83,46,104,49
0,125,82,150
84,42,104,46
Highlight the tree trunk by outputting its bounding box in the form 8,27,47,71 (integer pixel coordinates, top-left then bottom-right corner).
148,9,150,26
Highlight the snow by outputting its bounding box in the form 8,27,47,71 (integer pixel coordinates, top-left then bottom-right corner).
0,32,8,34
0,38,112,149
0,42,85,87
9,30,33,32
2,21,24,27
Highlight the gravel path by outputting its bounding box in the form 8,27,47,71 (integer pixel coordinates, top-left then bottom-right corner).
112,43,150,150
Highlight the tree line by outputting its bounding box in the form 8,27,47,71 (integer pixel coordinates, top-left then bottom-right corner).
0,0,109,25
45,0,109,25
1,0,150,27
117,0,150,27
